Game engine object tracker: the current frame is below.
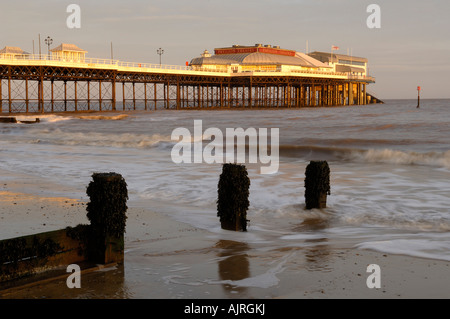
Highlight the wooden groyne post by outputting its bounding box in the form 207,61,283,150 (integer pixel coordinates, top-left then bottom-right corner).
85,172,128,264
304,161,330,209
217,163,250,231
0,172,128,284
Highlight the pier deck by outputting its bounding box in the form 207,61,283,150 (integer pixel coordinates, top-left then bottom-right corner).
0,55,377,114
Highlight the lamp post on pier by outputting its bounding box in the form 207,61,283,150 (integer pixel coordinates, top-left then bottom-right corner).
44,36,53,59
157,48,164,68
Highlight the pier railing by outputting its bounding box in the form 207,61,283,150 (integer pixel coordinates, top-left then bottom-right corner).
0,54,200,72
0,54,236,74
348,74,376,82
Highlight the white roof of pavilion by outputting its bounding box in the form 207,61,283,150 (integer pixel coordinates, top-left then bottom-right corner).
0,46,30,55
191,51,331,68
50,43,87,53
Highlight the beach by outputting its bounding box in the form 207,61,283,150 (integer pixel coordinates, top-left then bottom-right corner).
1,186,449,299
0,100,449,299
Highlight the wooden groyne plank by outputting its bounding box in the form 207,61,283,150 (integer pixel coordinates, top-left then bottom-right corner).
0,172,127,287
0,228,86,283
0,261,118,295
0,117,17,123
0,117,40,124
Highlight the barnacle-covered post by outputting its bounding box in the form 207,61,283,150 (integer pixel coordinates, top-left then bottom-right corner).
304,161,330,209
86,172,128,264
217,163,250,231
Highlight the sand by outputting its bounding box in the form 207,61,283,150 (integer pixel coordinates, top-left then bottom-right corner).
1,185,449,299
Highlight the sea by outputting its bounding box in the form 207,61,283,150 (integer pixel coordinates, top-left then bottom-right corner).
0,99,449,297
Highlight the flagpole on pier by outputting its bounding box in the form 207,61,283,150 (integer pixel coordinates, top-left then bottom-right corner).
331,45,339,67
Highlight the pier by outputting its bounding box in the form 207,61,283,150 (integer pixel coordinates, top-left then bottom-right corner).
0,44,380,114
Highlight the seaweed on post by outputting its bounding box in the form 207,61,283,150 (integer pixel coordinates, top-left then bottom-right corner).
304,161,330,209
217,163,250,231
85,172,128,263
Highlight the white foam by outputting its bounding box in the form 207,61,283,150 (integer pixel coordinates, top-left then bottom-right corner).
17,128,174,150
280,233,328,241
15,115,74,123
356,239,450,261
204,252,293,288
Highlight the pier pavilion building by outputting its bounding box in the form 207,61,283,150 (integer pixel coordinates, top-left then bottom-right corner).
308,51,368,78
50,43,88,63
189,44,332,73
0,47,30,60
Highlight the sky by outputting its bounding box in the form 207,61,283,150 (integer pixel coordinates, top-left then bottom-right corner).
1,0,449,99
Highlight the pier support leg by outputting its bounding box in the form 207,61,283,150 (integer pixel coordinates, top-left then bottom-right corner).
349,83,354,105
8,76,12,113
122,82,126,111
112,80,116,111
220,83,224,108
242,85,245,108
25,78,29,113
363,83,367,105
64,81,67,112
360,83,363,105
132,82,136,110
276,86,279,108
37,77,44,114
312,85,316,106
154,83,157,110
331,84,336,106
99,80,102,111
87,81,91,111
176,78,180,110
166,82,170,109
288,84,292,107
144,82,147,110
74,81,78,112
51,80,55,112
343,83,347,106
249,82,252,108
198,85,201,108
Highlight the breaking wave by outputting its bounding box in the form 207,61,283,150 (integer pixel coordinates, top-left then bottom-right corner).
73,114,129,121
28,129,175,150
12,113,129,124
14,115,73,123
349,148,450,169
279,145,450,169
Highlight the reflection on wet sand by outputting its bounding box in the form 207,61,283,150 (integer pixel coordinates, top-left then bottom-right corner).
215,240,250,296
296,217,332,272
80,263,131,298
1,263,130,299
304,244,332,272
294,217,330,232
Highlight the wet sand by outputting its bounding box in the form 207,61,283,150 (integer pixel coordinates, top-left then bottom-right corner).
1,187,449,299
